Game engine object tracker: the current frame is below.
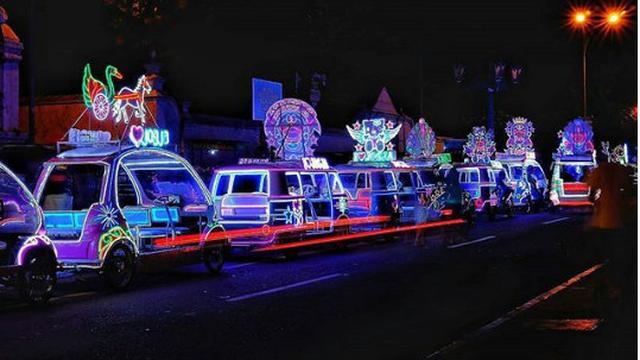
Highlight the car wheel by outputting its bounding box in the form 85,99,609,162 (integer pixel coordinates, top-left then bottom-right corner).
17,251,57,305
102,245,136,290
203,246,225,274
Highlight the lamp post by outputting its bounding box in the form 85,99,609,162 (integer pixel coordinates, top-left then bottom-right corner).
567,5,630,118
453,62,523,134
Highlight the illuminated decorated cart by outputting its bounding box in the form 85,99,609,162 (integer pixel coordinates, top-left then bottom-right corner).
495,117,548,211
337,118,420,225
549,118,597,208
31,65,226,289
210,99,354,254
456,126,512,219
403,118,467,220
0,162,58,304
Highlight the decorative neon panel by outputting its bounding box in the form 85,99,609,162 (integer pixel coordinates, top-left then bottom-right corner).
505,117,534,156
129,126,170,148
264,98,321,160
601,142,628,165
347,118,402,162
463,126,496,164
82,64,123,121
556,118,594,156
252,78,283,121
406,118,436,159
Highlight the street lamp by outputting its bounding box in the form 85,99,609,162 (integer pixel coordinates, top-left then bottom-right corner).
566,4,631,118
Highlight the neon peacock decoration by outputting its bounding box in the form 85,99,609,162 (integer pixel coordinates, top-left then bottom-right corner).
82,64,123,121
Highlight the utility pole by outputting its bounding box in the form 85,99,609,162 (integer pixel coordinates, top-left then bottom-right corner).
27,0,36,143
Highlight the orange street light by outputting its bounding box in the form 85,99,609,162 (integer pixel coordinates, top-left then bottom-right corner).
568,7,593,31
600,6,630,35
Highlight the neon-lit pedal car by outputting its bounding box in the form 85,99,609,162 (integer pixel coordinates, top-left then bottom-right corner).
0,162,58,304
210,157,351,250
496,152,548,211
336,161,419,225
549,153,596,207
34,146,226,289
456,161,512,218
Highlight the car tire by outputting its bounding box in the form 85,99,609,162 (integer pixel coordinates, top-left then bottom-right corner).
102,245,136,290
203,246,225,274
17,251,57,305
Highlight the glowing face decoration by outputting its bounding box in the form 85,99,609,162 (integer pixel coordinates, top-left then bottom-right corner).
463,126,496,164
347,118,402,162
264,98,321,160
406,118,436,159
505,117,534,156
556,118,594,156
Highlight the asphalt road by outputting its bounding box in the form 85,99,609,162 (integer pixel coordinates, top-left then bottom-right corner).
0,211,630,360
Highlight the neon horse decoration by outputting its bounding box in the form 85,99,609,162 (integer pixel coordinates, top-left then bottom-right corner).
82,64,123,121
112,75,153,124
505,117,534,156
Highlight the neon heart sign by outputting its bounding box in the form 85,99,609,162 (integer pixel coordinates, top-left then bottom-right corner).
129,126,170,148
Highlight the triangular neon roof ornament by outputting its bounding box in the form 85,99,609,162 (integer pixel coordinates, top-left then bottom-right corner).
371,87,399,115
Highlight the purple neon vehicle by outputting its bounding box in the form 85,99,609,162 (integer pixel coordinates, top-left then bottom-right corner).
0,162,58,304
34,145,226,289
210,157,350,253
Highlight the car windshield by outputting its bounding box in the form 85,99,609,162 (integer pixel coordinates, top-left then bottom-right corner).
561,164,592,182
40,164,105,211
0,165,40,235
338,173,357,195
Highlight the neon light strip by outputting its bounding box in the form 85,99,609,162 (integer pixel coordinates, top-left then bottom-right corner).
557,201,593,207
253,218,466,252
153,215,392,247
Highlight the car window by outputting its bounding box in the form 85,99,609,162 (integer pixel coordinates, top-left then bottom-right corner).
131,166,208,206
510,165,523,180
40,164,105,211
479,169,490,182
371,171,396,191
0,165,40,235
117,167,139,207
329,173,345,194
397,171,414,189
285,173,302,196
468,170,479,183
231,173,267,194
338,173,357,195
213,174,231,197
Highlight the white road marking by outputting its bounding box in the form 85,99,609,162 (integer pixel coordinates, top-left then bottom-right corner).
447,236,496,249
425,263,604,359
542,216,570,225
225,273,348,302
225,262,257,270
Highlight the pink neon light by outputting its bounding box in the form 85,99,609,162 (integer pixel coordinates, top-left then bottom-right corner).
558,201,593,207
153,215,392,247
253,218,466,252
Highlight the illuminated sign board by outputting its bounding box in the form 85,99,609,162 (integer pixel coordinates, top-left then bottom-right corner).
347,118,402,163
68,128,112,144
252,78,283,121
129,126,169,148
302,157,329,170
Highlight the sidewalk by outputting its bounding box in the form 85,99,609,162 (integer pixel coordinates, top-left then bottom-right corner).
439,261,637,359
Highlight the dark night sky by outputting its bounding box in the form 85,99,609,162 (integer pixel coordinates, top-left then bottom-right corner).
3,0,638,153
